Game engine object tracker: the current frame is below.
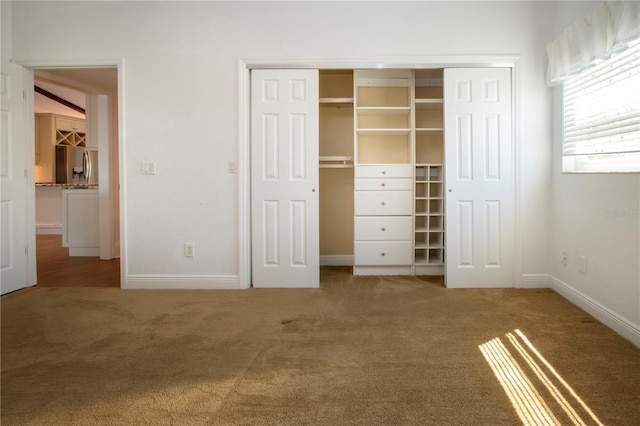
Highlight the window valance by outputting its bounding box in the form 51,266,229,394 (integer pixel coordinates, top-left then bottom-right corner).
546,1,640,86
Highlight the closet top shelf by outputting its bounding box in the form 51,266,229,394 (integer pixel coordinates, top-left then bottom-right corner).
416,98,443,105
320,98,354,107
356,107,411,115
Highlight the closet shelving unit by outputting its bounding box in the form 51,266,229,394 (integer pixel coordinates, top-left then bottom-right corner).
414,71,445,275
353,70,414,275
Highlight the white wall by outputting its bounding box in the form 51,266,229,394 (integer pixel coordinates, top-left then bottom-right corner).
10,1,554,287
548,1,640,346
1,1,11,62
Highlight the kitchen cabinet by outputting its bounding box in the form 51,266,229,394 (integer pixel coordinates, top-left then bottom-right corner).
62,189,99,256
35,113,86,183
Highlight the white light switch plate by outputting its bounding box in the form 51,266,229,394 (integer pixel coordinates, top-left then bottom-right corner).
227,160,238,173
142,161,156,175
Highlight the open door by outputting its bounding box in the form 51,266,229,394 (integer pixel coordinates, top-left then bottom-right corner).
251,69,319,288
1,60,33,294
444,68,514,288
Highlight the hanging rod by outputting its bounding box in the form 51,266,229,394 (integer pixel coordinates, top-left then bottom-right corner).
319,156,354,169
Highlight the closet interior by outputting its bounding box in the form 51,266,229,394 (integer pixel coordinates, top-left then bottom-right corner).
319,68,445,277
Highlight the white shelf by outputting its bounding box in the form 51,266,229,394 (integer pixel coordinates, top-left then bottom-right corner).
415,99,443,108
357,128,411,135
320,97,354,107
416,128,443,133
357,107,411,115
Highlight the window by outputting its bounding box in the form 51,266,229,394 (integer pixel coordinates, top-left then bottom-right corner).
562,40,640,173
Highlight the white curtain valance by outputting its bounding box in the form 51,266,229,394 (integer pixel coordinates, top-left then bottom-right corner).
546,1,640,86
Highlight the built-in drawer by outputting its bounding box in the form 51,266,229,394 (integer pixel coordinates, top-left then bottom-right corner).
354,191,412,216
354,178,412,191
355,165,413,179
355,241,413,265
354,216,412,241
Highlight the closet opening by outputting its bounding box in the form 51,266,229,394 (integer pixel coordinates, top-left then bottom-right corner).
247,62,517,289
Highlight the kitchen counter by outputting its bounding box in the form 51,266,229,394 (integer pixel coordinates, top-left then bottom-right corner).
36,183,98,189
62,189,99,256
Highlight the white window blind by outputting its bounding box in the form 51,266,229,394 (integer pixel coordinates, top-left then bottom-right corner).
562,40,640,173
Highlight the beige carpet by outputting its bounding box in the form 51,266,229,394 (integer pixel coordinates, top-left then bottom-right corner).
2,267,639,425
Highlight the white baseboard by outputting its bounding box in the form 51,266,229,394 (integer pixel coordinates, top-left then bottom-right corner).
550,276,640,348
36,225,62,235
124,274,241,290
320,255,353,266
520,273,551,288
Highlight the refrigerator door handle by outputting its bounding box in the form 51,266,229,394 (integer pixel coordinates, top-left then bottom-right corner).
83,150,91,184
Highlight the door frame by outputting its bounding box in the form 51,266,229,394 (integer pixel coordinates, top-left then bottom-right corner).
17,58,125,288
238,55,522,289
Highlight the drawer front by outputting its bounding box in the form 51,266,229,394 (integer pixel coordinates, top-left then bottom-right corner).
354,178,412,191
354,217,412,241
355,241,413,265
355,165,413,179
354,191,412,216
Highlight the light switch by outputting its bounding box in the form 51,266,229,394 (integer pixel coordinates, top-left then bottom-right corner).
142,161,156,175
227,160,238,174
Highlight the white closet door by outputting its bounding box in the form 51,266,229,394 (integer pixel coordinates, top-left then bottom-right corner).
444,68,514,288
251,69,319,288
1,61,30,295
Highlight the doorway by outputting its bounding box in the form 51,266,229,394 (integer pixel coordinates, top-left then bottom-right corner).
32,67,120,288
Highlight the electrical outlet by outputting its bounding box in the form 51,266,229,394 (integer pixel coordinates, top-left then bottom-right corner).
184,242,195,258
561,251,568,266
579,255,587,274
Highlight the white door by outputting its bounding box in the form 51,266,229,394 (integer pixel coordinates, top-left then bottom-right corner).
1,61,31,294
251,69,319,288
444,68,514,288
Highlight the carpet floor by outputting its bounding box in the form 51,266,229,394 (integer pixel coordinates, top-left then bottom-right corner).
2,267,639,425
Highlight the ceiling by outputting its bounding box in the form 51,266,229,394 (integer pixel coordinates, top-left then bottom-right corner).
34,68,117,119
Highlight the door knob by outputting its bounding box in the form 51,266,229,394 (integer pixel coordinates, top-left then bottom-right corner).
381,202,386,206
312,188,316,192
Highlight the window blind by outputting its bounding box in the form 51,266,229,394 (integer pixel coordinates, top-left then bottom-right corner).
562,40,640,173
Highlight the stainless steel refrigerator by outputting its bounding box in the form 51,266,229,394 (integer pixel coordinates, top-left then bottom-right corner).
55,145,99,186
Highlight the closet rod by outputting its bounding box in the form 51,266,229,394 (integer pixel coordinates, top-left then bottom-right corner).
319,156,353,169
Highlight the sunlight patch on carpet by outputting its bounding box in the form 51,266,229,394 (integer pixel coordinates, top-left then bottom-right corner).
479,329,604,426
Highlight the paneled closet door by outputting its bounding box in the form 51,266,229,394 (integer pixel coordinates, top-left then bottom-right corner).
444,68,514,288
1,60,30,295
251,69,319,288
